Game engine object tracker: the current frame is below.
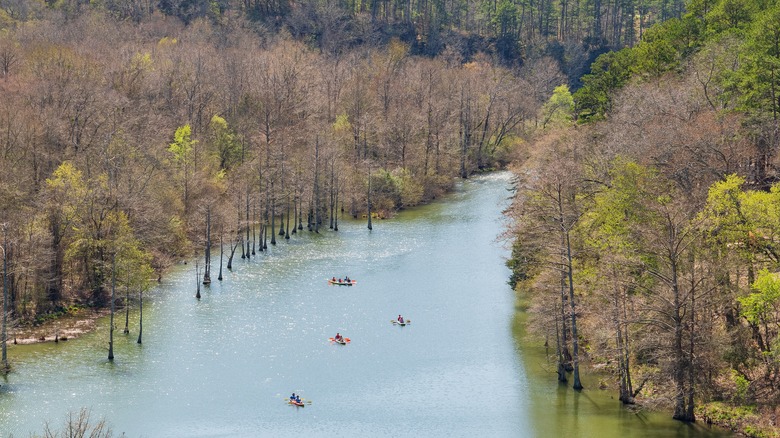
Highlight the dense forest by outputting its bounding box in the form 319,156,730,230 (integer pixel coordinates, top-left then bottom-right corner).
506,0,780,433
3,0,779,432
0,0,574,328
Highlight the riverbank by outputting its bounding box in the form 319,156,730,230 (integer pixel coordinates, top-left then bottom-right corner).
10,307,110,345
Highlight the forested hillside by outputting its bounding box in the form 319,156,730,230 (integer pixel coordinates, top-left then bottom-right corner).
0,1,568,327
0,0,686,326
507,0,780,434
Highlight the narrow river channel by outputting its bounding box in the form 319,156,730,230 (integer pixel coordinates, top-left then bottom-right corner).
0,172,730,437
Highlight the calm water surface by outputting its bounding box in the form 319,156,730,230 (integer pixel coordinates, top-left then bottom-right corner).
0,172,730,437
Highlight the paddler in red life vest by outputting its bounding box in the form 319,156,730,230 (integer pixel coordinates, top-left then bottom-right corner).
397,315,404,323
335,333,343,342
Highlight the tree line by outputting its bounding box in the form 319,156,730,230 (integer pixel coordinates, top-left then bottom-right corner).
506,0,780,433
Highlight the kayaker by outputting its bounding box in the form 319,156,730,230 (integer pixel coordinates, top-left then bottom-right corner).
290,393,296,401
345,276,350,282
398,315,404,323
331,277,336,282
295,395,302,403
335,333,343,342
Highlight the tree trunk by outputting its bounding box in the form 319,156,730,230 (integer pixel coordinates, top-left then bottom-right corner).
334,177,339,232
123,280,130,335
271,181,277,245
565,229,583,390
285,196,290,239
252,207,257,255
313,138,321,233
136,288,143,344
245,187,251,258
203,206,211,284
227,234,239,270
367,164,373,230
108,254,115,361
218,230,224,281
2,225,8,371
195,262,201,300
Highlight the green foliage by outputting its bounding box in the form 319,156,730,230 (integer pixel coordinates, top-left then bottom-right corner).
169,124,196,163
574,49,636,121
732,370,750,401
395,169,425,207
740,269,780,325
507,238,540,288
208,115,240,171
706,0,758,34
541,84,574,128
583,158,655,253
732,3,780,118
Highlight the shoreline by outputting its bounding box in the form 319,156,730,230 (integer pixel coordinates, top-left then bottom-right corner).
9,308,110,345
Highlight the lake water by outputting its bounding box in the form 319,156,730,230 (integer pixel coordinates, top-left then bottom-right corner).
0,172,730,437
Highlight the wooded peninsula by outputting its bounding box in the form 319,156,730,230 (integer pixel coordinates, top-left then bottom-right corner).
1,0,779,434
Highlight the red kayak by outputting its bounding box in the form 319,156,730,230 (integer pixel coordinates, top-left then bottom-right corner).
289,399,305,407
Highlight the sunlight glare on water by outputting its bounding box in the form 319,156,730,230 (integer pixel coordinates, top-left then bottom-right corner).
0,172,730,437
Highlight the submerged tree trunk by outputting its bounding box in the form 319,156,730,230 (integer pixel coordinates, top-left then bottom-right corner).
245,187,251,258
108,254,116,361
2,225,9,371
334,177,339,232
195,262,201,300
291,196,298,235
137,288,143,344
298,194,304,230
367,163,373,230
565,229,583,390
271,181,277,245
285,196,290,239
313,138,321,233
203,206,211,285
218,229,224,281
227,234,239,270
123,280,130,335
555,299,567,383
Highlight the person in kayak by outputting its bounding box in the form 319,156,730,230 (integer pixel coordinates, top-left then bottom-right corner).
335,333,343,342
397,315,404,323
295,395,302,403
345,276,350,282
290,393,296,401
331,277,336,282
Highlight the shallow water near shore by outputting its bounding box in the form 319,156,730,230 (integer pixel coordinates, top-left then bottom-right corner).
0,172,731,437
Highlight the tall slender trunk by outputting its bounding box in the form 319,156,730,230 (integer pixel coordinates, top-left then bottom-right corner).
555,299,567,382
123,280,130,334
313,138,321,233
240,190,246,259
108,254,116,361
271,181,277,245
203,207,211,284
334,177,339,232
218,230,224,281
2,225,8,371
195,262,201,300
136,288,143,344
285,196,291,239
367,163,373,230
565,229,582,390
291,196,297,235
245,186,251,258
